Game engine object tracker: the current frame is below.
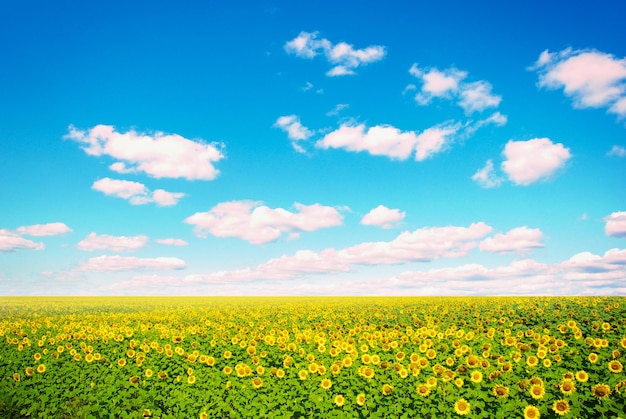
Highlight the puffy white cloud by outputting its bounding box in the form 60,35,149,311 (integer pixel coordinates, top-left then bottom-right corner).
361,205,405,228
92,178,184,206
274,115,314,153
285,31,385,76
501,138,572,185
339,222,493,265
317,122,459,161
409,64,501,114
76,255,187,272
604,212,626,238
458,81,502,113
559,248,626,276
16,222,72,236
77,233,149,252
607,145,626,157
472,160,502,188
0,229,44,253
64,124,224,180
156,238,188,246
533,48,626,117
479,227,544,254
184,201,344,245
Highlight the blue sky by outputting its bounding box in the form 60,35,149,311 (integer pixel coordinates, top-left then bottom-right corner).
1,0,625,295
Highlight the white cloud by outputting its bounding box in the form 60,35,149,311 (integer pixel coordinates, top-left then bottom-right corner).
501,138,572,185
156,238,188,246
607,145,626,157
0,229,45,253
76,255,187,272
15,222,72,236
317,122,459,161
340,222,492,265
77,233,149,252
479,227,544,254
64,124,224,180
326,103,350,116
409,64,501,113
92,178,185,206
533,48,626,117
185,222,492,282
458,81,502,113
184,201,344,245
285,31,385,76
274,115,314,153
361,205,406,228
604,212,626,238
472,160,502,188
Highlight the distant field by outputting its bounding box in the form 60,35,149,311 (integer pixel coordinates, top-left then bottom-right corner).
1,297,624,418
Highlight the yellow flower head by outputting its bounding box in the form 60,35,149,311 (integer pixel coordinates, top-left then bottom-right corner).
529,384,545,400
575,370,588,382
608,360,623,373
251,377,263,389
356,393,366,406
591,383,611,399
493,385,509,398
454,399,470,416
416,384,431,397
382,384,393,395
559,379,575,395
320,378,332,390
470,371,483,383
523,405,540,419
334,394,345,407
553,400,570,416
36,364,46,374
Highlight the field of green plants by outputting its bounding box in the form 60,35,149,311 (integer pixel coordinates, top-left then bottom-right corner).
0,297,625,418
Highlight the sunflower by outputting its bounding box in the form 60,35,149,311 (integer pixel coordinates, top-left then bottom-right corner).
588,353,599,363
608,360,623,373
129,376,140,385
25,367,34,376
356,393,366,406
276,369,285,378
298,370,308,380
117,359,127,367
529,384,545,400
36,364,46,374
199,413,208,419
223,366,233,375
416,384,431,397
382,384,393,395
523,405,540,419
559,379,575,395
334,395,345,407
470,371,483,383
575,370,588,382
251,377,263,389
552,400,570,416
493,385,509,398
454,378,464,387
527,356,539,367
591,383,611,399
320,378,332,390
145,369,153,378
454,399,470,416
187,375,196,384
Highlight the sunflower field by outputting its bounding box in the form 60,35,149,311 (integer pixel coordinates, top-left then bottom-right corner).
0,296,625,418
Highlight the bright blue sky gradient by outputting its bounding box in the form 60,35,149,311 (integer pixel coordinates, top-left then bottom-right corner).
1,0,625,295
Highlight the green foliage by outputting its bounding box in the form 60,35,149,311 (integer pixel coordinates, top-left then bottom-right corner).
0,296,625,418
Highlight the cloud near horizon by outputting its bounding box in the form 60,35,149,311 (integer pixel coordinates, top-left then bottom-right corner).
65,125,224,180
75,255,187,272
